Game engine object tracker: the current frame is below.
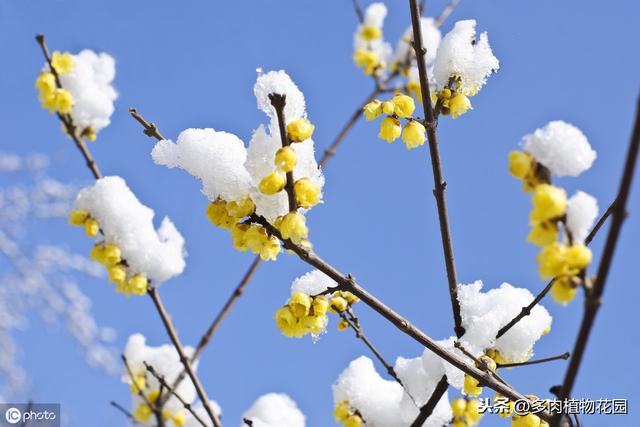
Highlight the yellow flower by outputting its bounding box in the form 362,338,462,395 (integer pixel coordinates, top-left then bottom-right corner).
302,314,326,334
259,171,286,195
134,404,153,423
35,72,56,93
353,48,379,75
294,178,321,209
378,117,401,143
275,306,303,337
509,151,534,179
407,80,422,103
148,389,161,403
452,420,466,427
530,184,567,223
171,411,186,427
511,413,541,427
485,348,507,365
90,244,106,264
130,373,146,393
345,415,363,427
337,318,350,331
54,88,74,114
449,93,472,118
392,94,415,118
289,292,312,317
68,209,89,226
330,295,348,313
565,245,592,270
206,200,237,230
494,393,514,418
39,90,58,113
338,291,360,304
108,264,127,285
103,243,122,266
363,100,383,121
551,277,577,305
402,120,426,150
333,401,350,422
465,399,483,425
274,147,297,172
527,222,558,247
128,274,148,296
381,101,395,115
450,397,467,417
312,296,329,316
225,197,255,218
51,51,75,74
536,243,567,279
83,217,100,237
360,24,382,41
278,211,308,244
83,127,97,142
287,118,315,142
259,234,281,261
463,374,482,397
231,223,250,252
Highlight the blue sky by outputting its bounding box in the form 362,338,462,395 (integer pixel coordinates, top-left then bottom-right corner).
1,0,639,426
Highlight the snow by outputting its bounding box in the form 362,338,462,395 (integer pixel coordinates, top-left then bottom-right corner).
73,176,186,283
241,393,305,427
432,20,499,93
522,121,597,177
290,270,338,296
58,50,118,134
393,18,441,67
566,191,599,244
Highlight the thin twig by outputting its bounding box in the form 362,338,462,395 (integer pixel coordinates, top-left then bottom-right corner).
122,355,154,408
585,198,616,245
553,97,640,426
110,401,140,425
35,34,102,179
129,108,166,140
497,352,570,369
352,0,364,23
144,362,209,427
434,0,461,27
248,212,553,422
269,93,297,212
148,287,223,427
409,0,464,338
409,376,448,427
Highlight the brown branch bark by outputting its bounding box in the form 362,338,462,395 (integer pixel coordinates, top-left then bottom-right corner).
552,97,640,426
352,0,364,23
268,93,297,212
409,0,463,339
144,362,208,427
249,213,552,422
497,352,570,369
148,287,223,427
409,375,448,427
434,0,461,27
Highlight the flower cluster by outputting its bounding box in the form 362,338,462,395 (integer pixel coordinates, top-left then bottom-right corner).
334,400,363,427
353,3,391,76
36,48,118,141
70,176,186,296
462,355,497,397
35,51,75,115
450,397,482,427
363,93,426,149
151,71,324,262
509,121,599,304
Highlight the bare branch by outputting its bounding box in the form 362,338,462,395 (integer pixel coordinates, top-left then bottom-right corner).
434,0,461,28
352,0,364,23
553,97,640,425
497,352,570,369
268,93,297,212
110,401,140,425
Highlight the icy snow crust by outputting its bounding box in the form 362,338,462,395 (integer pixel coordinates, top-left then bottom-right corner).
241,393,306,427
74,176,186,283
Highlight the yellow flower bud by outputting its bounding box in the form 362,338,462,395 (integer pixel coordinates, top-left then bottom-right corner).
551,277,577,305
54,88,74,114
337,318,350,331
90,244,106,264
35,72,56,94
274,147,297,172
225,197,255,218
130,373,146,393
452,420,466,427
353,48,379,75
450,397,467,417
378,117,401,143
344,415,363,427
449,93,472,118
128,274,148,296
339,291,360,304
392,94,415,118
172,411,186,427
147,389,161,403
51,51,75,74
259,171,286,195
363,100,383,121
402,120,426,150
530,184,567,223
478,355,497,372
536,243,567,279
278,212,308,244
508,151,534,179
330,295,348,313
134,404,152,423
360,24,382,41
206,200,237,230
511,413,541,427
381,101,395,115
333,401,350,422
527,222,558,247
565,245,592,270
312,296,329,316
83,127,97,142
102,243,122,266
68,209,89,226
287,118,315,142
463,374,483,397
494,393,514,418
441,88,452,99
108,264,127,285
83,217,100,237
294,178,321,209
